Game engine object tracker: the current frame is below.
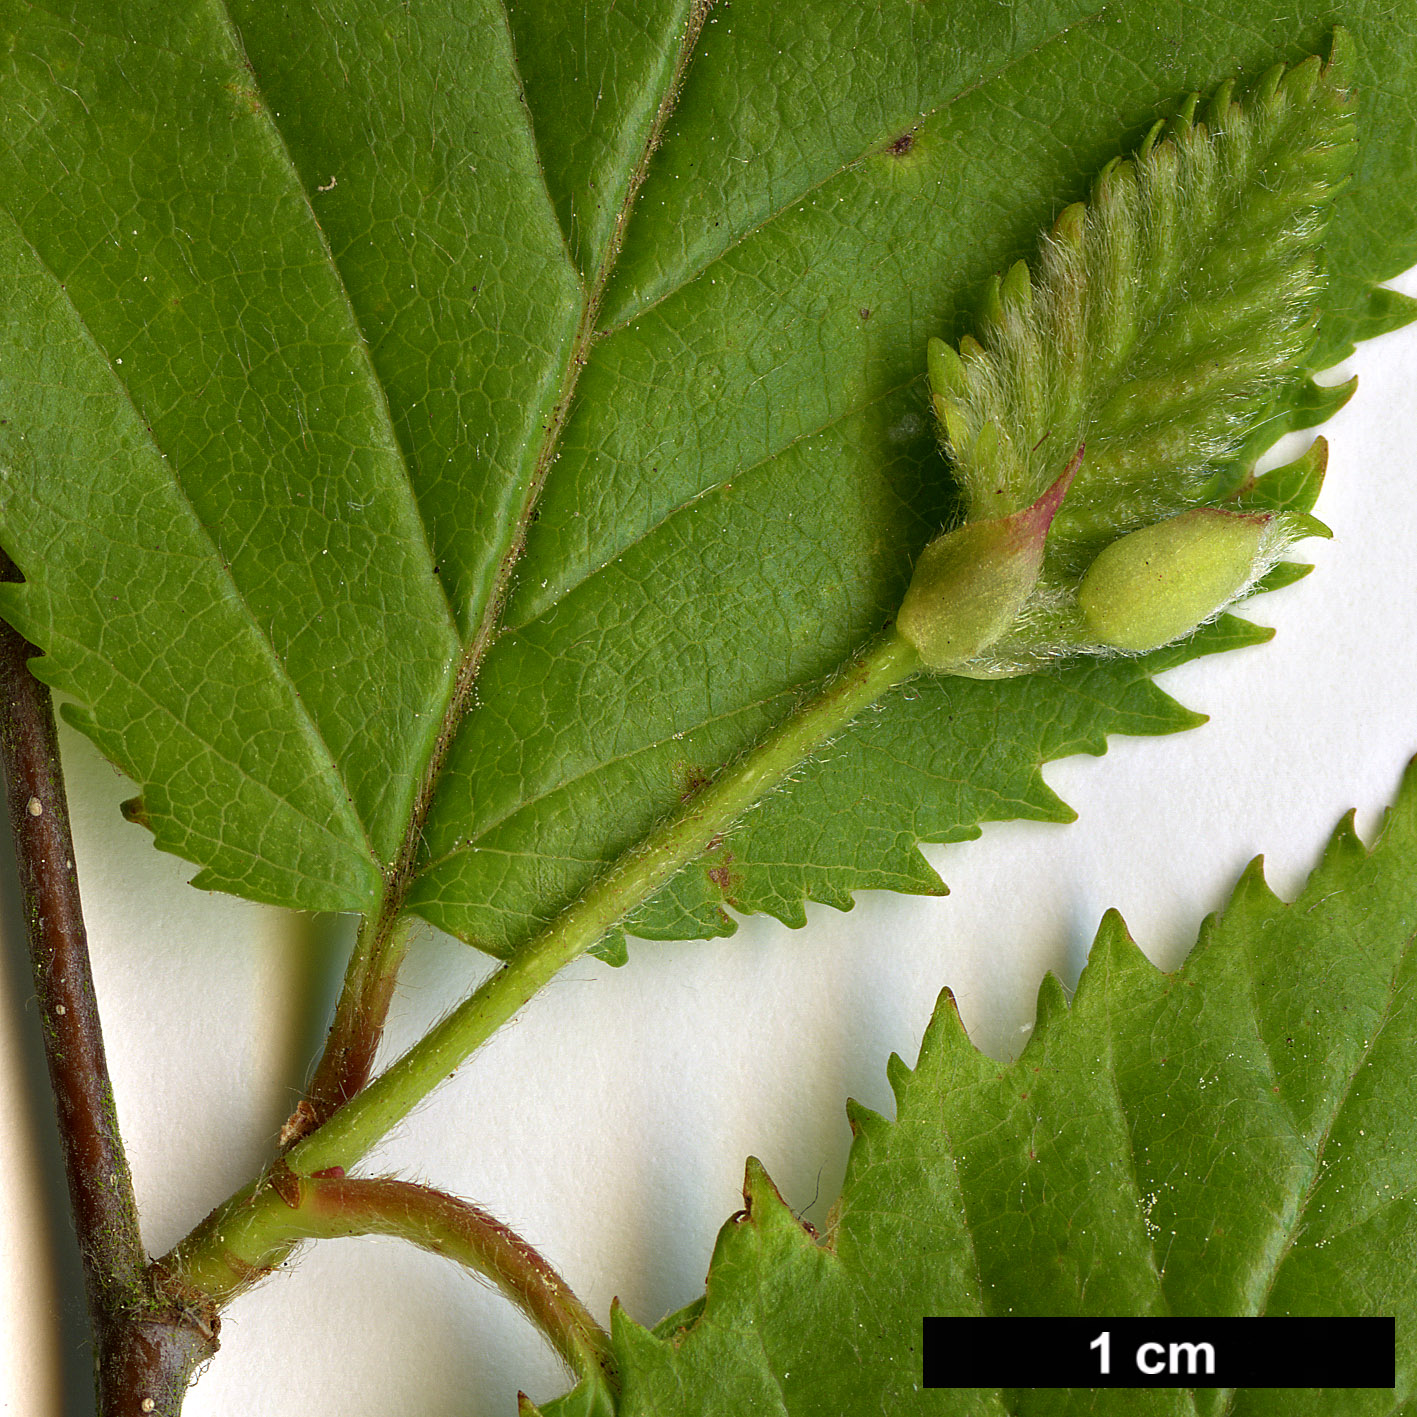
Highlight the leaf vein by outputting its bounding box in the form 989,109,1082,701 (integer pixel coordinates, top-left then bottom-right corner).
6,217,377,866
596,5,1110,338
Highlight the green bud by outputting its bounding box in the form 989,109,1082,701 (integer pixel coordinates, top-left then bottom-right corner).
1078,508,1273,653
898,451,1080,670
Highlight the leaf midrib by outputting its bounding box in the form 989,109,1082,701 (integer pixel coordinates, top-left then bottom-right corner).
1215,921,1415,1417
510,5,1124,638
205,0,459,645
596,3,1111,338
363,0,716,923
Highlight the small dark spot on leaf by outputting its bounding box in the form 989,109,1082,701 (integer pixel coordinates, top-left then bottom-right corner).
859,307,871,322
887,132,915,156
678,765,712,802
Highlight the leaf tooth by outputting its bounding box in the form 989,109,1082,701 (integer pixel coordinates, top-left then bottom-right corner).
1175,112,1220,222
979,271,1005,331
973,419,1002,478
1160,262,1316,365
1137,118,1166,163
1377,757,1417,861
1254,61,1287,107
1225,854,1280,919
886,1049,914,1102
938,397,973,453
927,336,968,398
610,1302,661,1362
1323,24,1356,88
1032,971,1070,1036
845,1096,889,1141
1171,91,1200,133
1198,212,1316,288
1091,154,1124,200
1323,807,1367,863
1051,200,1086,247
1001,258,1032,314
1206,78,1236,130
1281,52,1323,104
1236,437,1328,516
1136,137,1182,296
1039,216,1090,429
1076,909,1152,1008
739,1157,819,1243
1279,138,1356,190
918,986,972,1067
959,332,987,361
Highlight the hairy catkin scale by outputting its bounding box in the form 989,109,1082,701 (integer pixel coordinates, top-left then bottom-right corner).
903,35,1355,678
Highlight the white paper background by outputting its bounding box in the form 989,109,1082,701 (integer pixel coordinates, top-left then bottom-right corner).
4,268,1417,1416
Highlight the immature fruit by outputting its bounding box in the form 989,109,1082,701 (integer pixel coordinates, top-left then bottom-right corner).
898,454,1078,670
1078,508,1273,653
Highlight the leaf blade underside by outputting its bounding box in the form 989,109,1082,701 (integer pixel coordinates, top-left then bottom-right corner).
543,765,1417,1416
0,5,1416,951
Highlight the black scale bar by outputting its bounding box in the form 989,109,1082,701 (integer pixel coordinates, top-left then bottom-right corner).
922,1317,1395,1389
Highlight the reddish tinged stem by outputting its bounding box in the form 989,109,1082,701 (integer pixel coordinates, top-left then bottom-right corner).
0,554,216,1411
289,912,414,1143
278,1174,615,1388
0,594,144,1307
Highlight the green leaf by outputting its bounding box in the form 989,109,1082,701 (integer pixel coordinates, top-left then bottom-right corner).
577,763,1417,1416
0,8,1416,954
932,52,1353,554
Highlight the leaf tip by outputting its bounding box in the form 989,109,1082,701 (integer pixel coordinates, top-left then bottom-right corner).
741,1156,779,1208
1087,908,1143,972
918,986,971,1061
